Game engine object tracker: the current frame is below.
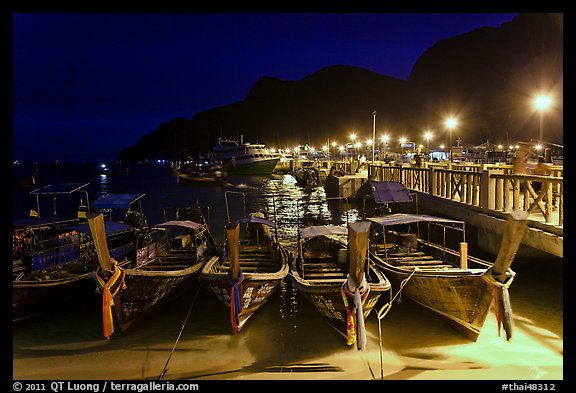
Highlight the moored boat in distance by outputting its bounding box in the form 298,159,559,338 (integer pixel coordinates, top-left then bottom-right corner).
289,221,392,349
211,139,280,175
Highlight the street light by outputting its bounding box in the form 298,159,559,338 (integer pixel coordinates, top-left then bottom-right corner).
372,111,376,164
424,130,433,153
444,117,458,163
533,94,552,143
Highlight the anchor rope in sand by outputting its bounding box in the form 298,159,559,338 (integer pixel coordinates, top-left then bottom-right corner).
158,275,202,380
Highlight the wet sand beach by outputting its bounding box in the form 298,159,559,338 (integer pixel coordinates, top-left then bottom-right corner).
12,256,563,382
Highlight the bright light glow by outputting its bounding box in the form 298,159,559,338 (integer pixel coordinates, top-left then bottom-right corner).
331,141,337,147
339,145,344,152
310,147,315,153
354,142,361,149
101,164,107,168
498,145,503,149
285,148,291,153
322,145,328,152
380,135,390,144
350,133,357,141
424,131,433,141
535,144,543,150
400,137,406,144
367,139,373,146
440,144,445,149
445,117,458,129
534,95,552,111
294,147,300,153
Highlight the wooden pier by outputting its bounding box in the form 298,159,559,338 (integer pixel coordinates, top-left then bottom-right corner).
283,159,563,259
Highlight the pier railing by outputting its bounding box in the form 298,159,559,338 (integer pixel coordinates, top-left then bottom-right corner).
368,163,563,227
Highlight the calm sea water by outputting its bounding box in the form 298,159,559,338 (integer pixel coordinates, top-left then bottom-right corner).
12,162,360,246
12,162,563,380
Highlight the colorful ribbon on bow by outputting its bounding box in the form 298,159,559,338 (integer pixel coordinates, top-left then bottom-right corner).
225,269,244,333
94,258,126,340
341,277,370,350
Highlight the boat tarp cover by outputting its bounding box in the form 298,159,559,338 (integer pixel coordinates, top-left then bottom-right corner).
91,193,145,209
70,221,134,235
13,217,79,229
235,216,277,228
367,213,464,227
155,220,203,231
30,183,90,195
299,225,348,239
356,180,412,203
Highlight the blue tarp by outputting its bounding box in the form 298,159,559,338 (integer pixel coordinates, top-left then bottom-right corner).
356,180,412,204
91,193,145,210
70,221,134,236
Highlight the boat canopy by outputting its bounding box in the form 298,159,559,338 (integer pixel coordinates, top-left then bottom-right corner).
70,221,135,235
155,220,204,231
31,183,90,195
235,216,276,228
356,180,412,204
367,213,464,227
13,217,79,229
299,225,348,239
91,193,146,210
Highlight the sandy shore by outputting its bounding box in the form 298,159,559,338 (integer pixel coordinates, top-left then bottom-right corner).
13,257,563,382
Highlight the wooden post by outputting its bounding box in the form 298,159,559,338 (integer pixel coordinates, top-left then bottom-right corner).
225,223,240,281
347,221,372,288
87,213,113,272
492,211,529,282
459,242,468,269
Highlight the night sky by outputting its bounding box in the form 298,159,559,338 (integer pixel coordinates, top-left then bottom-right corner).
12,12,519,164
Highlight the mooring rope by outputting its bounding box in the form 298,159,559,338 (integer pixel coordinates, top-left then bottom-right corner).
158,276,202,380
377,268,418,380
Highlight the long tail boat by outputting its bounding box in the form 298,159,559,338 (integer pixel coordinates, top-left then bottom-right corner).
201,214,290,333
88,205,217,338
367,211,527,341
289,221,392,349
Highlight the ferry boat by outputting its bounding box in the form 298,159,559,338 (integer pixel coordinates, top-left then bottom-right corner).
212,139,280,175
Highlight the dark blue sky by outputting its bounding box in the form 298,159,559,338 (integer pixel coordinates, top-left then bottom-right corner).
12,13,518,163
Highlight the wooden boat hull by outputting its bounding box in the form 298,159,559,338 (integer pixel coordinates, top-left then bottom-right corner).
290,263,390,340
110,260,205,332
366,212,522,341
201,245,289,332
13,268,96,324
373,260,493,341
